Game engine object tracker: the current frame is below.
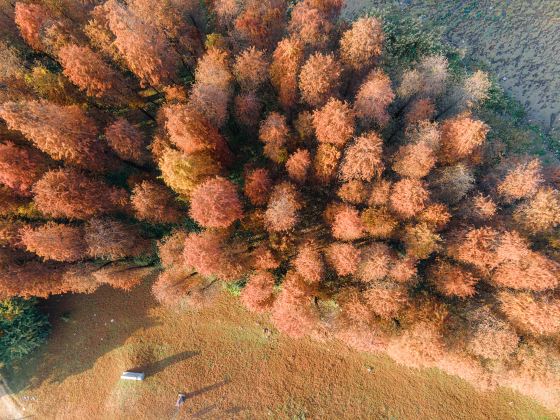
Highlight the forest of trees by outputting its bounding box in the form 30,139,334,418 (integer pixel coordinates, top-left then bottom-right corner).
0,0,560,409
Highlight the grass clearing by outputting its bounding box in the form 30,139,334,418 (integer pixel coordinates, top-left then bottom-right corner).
2,279,557,419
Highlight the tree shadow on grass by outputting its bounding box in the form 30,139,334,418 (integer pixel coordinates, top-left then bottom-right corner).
184,378,230,400
2,279,161,393
192,403,218,418
181,379,236,419
131,350,200,377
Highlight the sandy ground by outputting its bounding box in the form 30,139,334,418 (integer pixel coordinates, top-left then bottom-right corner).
344,0,560,132
3,280,557,419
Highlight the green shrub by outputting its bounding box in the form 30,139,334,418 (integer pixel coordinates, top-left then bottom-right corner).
367,8,456,70
0,298,50,367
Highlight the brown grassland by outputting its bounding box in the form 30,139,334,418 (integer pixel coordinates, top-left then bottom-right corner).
3,280,557,419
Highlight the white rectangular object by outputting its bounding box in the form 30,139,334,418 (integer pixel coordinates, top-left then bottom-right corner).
120,371,145,381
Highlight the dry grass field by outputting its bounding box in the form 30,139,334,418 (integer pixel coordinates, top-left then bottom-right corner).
344,0,560,132
2,280,557,419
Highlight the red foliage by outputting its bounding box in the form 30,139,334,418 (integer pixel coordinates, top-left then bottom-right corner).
339,17,384,71
389,178,429,219
471,194,497,220
0,261,66,298
418,203,451,231
183,230,244,281
259,112,290,145
368,180,392,206
293,242,324,284
386,321,445,369
105,0,178,87
286,149,311,183
404,98,436,126
251,245,280,270
447,227,500,274
93,262,155,291
85,218,152,260
0,219,26,249
264,182,302,231
240,270,276,313
430,260,478,298
152,267,215,309
354,70,395,127
158,229,188,268
233,47,269,91
497,159,543,202
331,204,365,241
58,44,124,98
14,2,51,51
288,0,333,49
33,168,128,220
513,187,560,233
439,114,489,163
499,291,560,336
0,101,111,172
164,104,233,165
307,0,343,18
357,243,393,283
244,168,272,206
336,287,371,326
492,252,560,291
234,0,287,49
403,223,441,259
0,142,48,196
392,141,436,179
234,92,262,126
313,98,355,148
60,263,101,295
361,206,398,239
131,180,183,224
313,144,341,184
189,176,243,228
259,113,289,163
271,270,320,338
128,0,203,64
269,37,304,109
299,52,341,106
104,118,149,164
449,229,560,291
325,242,361,276
388,256,417,283
189,48,233,127
339,132,383,181
337,180,369,204
20,222,87,262
364,283,407,319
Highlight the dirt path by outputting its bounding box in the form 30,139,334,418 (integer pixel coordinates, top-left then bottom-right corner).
0,378,24,420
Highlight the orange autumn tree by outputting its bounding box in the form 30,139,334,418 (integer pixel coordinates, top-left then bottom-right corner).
1,0,560,411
